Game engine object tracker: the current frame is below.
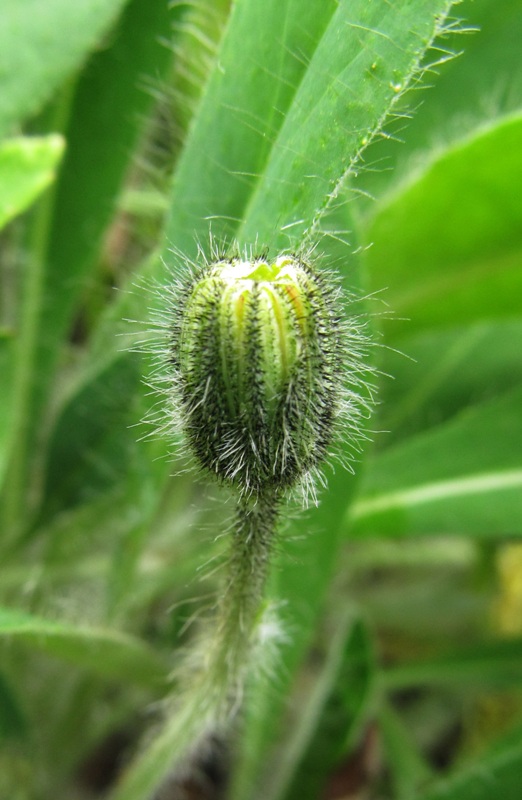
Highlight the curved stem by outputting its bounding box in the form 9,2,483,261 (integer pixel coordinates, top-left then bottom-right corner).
110,490,280,800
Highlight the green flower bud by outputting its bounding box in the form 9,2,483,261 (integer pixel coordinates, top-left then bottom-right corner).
169,253,353,497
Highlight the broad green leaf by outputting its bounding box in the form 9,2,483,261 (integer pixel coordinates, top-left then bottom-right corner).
0,607,167,687
364,113,522,338
162,0,457,260
352,0,522,204
163,0,339,257
0,136,64,230
350,387,522,538
0,0,130,136
378,320,522,445
236,0,455,252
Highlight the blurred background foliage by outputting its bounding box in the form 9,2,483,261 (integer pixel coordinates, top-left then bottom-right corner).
0,0,521,798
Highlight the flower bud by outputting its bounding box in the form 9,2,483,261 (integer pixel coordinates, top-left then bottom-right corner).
172,254,345,496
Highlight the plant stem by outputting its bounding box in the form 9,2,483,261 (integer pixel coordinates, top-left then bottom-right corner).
110,490,280,800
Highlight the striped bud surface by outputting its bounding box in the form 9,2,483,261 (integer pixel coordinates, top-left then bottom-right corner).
174,255,341,495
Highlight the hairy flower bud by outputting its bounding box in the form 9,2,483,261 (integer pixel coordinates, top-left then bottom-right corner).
170,253,348,496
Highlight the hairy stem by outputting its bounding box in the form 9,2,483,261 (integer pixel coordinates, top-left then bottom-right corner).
110,490,280,800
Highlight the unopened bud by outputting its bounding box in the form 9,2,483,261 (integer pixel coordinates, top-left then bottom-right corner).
171,253,345,496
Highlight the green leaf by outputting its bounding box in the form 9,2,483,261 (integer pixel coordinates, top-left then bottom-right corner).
364,113,522,337
0,335,14,493
163,0,339,256
0,137,62,493
160,0,456,260
0,606,167,687
415,734,522,800
40,354,143,519
350,387,522,538
277,617,374,800
379,702,434,800
32,0,179,380
0,136,64,230
2,0,178,532
409,0,522,140
383,638,522,692
378,320,522,444
0,0,130,136
353,0,522,204
236,0,455,252
0,670,27,742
